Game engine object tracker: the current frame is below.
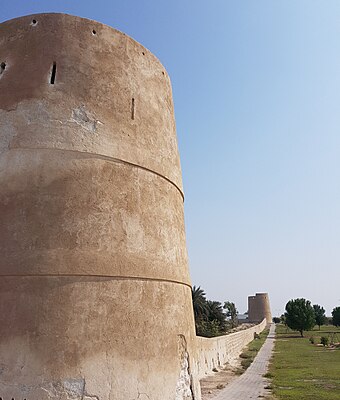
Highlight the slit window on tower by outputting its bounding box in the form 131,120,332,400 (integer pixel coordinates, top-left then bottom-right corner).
0,62,6,75
50,62,57,84
131,98,135,120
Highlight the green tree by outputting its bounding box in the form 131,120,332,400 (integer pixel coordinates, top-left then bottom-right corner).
313,304,326,330
206,300,227,333
196,319,221,338
331,306,340,327
285,298,316,337
224,301,238,328
191,285,208,323
191,286,228,337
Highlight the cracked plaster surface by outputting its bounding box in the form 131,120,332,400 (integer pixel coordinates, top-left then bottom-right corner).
40,378,100,400
175,335,193,400
71,105,103,133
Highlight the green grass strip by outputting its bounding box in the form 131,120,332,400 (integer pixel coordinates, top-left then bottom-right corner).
238,328,270,371
268,324,340,400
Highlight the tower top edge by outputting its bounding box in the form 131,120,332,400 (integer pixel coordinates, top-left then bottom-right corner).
248,293,269,298
0,12,168,73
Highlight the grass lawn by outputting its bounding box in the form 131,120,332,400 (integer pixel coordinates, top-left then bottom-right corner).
239,328,270,371
268,324,340,400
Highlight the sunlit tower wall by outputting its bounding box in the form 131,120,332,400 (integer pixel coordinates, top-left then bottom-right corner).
0,14,199,400
248,293,272,324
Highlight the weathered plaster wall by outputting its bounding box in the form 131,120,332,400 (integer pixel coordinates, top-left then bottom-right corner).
0,13,199,400
0,13,271,400
194,319,267,380
248,293,272,324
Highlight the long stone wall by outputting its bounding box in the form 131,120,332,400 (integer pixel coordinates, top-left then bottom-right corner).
194,319,267,380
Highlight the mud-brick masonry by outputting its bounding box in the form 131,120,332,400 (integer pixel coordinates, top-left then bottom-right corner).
0,14,270,400
0,13,199,400
248,293,272,324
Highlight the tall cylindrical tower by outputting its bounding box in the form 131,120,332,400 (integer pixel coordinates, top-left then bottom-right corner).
0,14,198,400
248,293,272,324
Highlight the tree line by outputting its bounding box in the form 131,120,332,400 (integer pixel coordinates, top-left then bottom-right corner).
192,286,238,337
273,298,340,337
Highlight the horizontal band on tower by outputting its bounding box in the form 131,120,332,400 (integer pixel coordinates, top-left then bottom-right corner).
5,146,185,201
0,273,192,288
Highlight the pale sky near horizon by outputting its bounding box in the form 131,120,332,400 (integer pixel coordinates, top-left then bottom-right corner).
2,1,340,317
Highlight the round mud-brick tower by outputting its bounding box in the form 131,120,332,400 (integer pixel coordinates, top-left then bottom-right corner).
248,293,272,324
0,14,199,400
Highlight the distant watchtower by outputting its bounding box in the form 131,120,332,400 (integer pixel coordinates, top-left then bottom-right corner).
248,293,272,324
0,13,198,400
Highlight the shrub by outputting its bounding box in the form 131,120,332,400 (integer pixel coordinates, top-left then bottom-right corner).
196,319,222,338
309,336,315,344
234,368,244,375
263,372,274,378
241,358,252,369
320,336,329,347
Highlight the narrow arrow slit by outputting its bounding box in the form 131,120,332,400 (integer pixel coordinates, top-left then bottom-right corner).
50,62,57,84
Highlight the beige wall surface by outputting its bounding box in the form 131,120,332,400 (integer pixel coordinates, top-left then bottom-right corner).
0,13,183,192
0,13,199,400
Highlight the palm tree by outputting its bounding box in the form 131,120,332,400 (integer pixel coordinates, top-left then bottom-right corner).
206,300,227,331
224,301,238,328
192,286,208,322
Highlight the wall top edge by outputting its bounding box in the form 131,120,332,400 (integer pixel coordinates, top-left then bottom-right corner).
195,319,267,342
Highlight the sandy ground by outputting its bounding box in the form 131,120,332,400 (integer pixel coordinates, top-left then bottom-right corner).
200,362,242,400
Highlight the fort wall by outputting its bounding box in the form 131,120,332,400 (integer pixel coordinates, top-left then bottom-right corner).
194,319,267,380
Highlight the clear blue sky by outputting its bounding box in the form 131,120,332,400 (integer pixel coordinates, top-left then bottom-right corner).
2,1,340,316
